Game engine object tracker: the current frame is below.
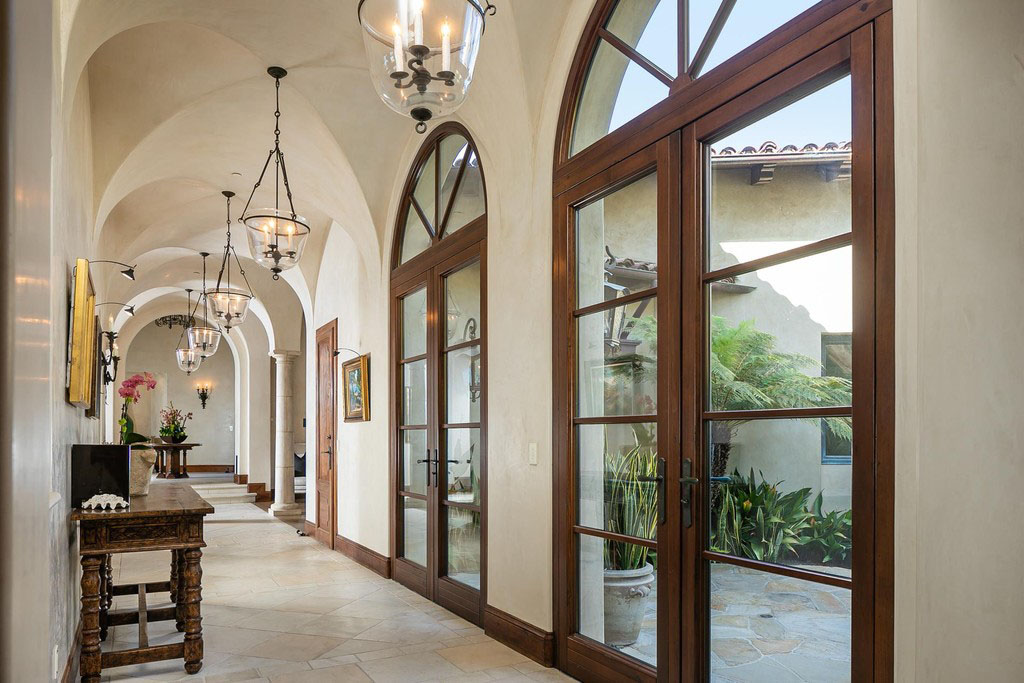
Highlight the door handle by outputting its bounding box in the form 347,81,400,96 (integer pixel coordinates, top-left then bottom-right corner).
321,444,333,469
681,458,699,529
636,458,666,525
433,448,439,487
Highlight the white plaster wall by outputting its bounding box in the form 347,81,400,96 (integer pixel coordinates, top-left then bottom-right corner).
125,322,235,465
312,222,390,552
893,0,1024,679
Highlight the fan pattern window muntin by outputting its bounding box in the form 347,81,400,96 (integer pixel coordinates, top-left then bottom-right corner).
398,131,486,265
570,0,825,157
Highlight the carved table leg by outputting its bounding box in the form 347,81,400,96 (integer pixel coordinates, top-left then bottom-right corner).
99,554,113,641
172,549,186,631
182,547,203,674
181,449,189,478
80,555,104,683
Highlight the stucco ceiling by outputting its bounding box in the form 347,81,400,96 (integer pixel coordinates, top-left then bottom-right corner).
63,0,581,335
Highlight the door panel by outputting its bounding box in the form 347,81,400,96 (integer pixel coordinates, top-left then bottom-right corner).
315,320,337,548
392,247,486,624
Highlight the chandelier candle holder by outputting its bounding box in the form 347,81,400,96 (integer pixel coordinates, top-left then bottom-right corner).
187,252,222,358
175,289,203,375
358,0,496,133
240,67,311,279
196,383,212,410
210,190,255,331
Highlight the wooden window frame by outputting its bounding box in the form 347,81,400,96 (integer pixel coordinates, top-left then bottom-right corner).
389,122,489,625
553,2,894,680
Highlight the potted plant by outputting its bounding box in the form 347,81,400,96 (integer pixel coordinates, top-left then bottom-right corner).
117,372,158,494
602,425,659,647
709,317,852,509
159,403,192,443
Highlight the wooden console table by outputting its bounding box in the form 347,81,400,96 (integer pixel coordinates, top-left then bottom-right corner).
142,442,201,479
71,485,214,682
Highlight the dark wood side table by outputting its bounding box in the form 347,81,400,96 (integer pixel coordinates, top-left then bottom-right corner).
71,485,214,682
143,443,201,479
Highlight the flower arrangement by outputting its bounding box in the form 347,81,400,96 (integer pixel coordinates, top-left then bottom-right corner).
118,373,156,445
159,402,192,443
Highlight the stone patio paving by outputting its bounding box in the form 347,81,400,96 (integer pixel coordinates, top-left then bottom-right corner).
710,564,851,682
616,563,851,681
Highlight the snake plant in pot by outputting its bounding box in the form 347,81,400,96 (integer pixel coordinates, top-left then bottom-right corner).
602,424,660,647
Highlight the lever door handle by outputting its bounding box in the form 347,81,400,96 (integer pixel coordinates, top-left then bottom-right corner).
681,459,698,528
322,445,333,469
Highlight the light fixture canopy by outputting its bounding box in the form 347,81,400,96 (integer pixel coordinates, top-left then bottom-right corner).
210,191,255,330
187,252,222,358
358,0,496,133
240,67,311,279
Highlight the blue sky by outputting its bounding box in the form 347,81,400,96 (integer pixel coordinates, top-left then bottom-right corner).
608,0,850,148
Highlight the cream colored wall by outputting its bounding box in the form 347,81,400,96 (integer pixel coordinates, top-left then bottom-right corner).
893,0,1024,679
125,322,236,465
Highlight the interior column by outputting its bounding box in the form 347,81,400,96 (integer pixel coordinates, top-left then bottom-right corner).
269,350,303,518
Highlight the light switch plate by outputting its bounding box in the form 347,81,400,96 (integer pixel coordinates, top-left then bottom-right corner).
528,442,538,466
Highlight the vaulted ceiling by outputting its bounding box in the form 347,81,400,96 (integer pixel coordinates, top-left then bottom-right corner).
62,0,579,342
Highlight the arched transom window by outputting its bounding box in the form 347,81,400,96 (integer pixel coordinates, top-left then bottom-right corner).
569,0,822,157
395,127,486,266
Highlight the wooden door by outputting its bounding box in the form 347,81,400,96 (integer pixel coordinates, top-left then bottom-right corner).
315,320,338,547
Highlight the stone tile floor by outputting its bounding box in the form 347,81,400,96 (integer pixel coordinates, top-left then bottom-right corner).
100,493,576,682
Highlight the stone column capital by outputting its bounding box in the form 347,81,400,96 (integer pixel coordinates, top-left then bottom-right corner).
269,349,300,362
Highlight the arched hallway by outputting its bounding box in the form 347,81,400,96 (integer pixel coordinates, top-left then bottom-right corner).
4,0,1024,682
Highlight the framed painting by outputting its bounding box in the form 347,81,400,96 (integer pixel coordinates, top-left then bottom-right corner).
67,258,97,408
85,317,103,419
342,354,370,422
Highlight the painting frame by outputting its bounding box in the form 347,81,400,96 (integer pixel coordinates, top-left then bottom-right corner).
67,258,97,408
342,354,370,422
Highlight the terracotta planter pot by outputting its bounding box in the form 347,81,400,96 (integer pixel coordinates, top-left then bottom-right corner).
603,562,655,646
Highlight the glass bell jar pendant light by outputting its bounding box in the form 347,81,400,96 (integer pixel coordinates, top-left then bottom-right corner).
358,0,497,133
187,252,222,358
175,289,203,375
210,190,255,331
240,67,311,280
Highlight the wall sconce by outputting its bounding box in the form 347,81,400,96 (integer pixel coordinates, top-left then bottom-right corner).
100,331,119,385
196,383,212,409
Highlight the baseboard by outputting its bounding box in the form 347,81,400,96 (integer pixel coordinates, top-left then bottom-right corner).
188,464,234,473
484,605,555,667
335,534,391,579
60,619,82,683
234,473,249,485
303,520,316,537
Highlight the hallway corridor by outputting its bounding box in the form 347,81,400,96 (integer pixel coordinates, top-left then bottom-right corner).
101,485,572,682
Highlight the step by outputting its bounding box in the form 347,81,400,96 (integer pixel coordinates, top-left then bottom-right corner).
190,483,256,505
195,492,257,505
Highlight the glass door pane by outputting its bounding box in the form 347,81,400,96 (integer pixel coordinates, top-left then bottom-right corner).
399,285,429,568
570,162,663,674
702,73,855,678
442,259,482,590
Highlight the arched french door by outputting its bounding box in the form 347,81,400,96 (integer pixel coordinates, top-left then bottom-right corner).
553,1,894,680
389,123,488,625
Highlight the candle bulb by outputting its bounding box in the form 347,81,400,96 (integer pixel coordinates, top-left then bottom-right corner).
441,20,451,73
413,0,423,46
392,21,405,70
399,0,409,42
